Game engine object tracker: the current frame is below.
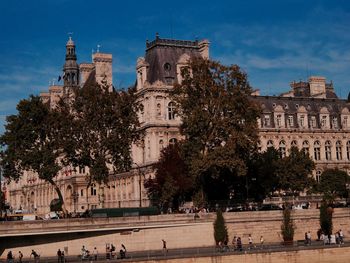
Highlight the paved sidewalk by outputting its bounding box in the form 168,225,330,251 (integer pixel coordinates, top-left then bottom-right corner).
1,240,349,263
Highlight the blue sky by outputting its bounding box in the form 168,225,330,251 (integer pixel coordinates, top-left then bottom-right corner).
1,0,350,133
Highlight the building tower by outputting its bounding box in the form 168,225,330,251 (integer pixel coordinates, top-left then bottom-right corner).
63,36,79,88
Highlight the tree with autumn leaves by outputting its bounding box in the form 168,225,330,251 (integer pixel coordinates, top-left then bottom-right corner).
147,57,316,207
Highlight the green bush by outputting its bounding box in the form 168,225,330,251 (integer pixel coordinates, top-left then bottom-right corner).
281,205,294,241
213,209,228,244
320,201,333,235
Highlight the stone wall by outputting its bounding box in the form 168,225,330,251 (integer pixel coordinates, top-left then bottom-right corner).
1,209,349,259
134,246,350,263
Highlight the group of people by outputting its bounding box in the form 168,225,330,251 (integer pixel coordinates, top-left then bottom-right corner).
219,234,264,252
80,243,127,260
56,249,65,263
316,229,345,245
7,250,38,263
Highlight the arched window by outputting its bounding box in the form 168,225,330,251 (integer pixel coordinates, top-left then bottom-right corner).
302,141,309,155
314,141,321,161
336,141,342,161
347,141,350,160
169,138,177,145
279,140,286,158
168,102,176,120
267,140,274,148
291,140,298,147
325,140,332,160
316,170,322,183
159,139,164,150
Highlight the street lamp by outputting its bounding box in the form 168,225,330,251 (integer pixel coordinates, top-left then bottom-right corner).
71,192,79,213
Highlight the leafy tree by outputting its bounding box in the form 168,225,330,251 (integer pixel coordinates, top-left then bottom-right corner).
171,58,261,201
144,143,194,212
281,204,295,242
247,147,281,201
65,82,142,194
320,201,333,235
318,168,350,202
275,146,315,195
0,96,71,213
213,209,228,245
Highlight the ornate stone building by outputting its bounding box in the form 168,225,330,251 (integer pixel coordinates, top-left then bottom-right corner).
5,36,350,214
252,76,350,181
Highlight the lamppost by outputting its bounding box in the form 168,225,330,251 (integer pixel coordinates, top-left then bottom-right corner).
72,192,79,213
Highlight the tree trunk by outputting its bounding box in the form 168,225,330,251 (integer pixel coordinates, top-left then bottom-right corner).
49,179,68,216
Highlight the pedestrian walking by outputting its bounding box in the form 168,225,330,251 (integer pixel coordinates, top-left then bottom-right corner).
93,247,98,261
232,236,237,251
57,249,62,263
307,231,311,245
260,236,264,249
248,234,253,249
30,250,40,263
237,237,242,251
18,251,23,263
162,239,168,255
7,251,14,263
339,229,344,244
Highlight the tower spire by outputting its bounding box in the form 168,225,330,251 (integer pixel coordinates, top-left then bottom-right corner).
63,35,79,87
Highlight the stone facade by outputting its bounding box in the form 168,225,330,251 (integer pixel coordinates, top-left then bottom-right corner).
5,35,350,214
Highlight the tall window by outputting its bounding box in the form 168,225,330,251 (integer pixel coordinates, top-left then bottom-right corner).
314,141,321,160
336,141,342,161
276,115,282,128
347,141,350,160
310,116,317,128
343,116,348,128
321,116,327,128
288,115,294,127
302,141,309,155
90,184,97,196
156,103,161,117
299,115,305,128
279,140,286,158
316,170,322,183
332,117,338,129
325,140,332,160
168,102,176,120
264,115,271,127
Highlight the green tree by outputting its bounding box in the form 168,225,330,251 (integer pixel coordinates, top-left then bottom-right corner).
63,82,142,208
281,204,295,242
213,209,228,245
318,168,350,202
320,201,333,235
247,147,281,201
172,58,261,201
276,146,315,195
144,143,194,212
0,96,71,213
